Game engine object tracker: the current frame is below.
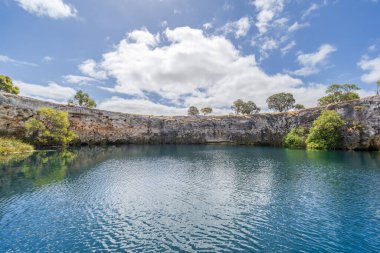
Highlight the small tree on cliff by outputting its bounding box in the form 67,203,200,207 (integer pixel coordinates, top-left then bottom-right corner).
241,101,261,115
70,90,96,108
25,107,77,147
294,104,305,110
232,99,244,115
0,75,19,95
377,80,380,96
201,107,213,116
318,84,360,106
188,106,200,116
266,92,295,112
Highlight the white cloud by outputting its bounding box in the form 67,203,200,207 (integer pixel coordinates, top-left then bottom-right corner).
288,22,310,33
251,0,285,34
15,0,77,19
74,27,335,114
63,75,99,85
221,17,251,38
98,97,187,116
302,3,319,19
42,56,53,63
292,44,337,76
79,59,107,80
15,81,76,102
203,22,213,30
358,55,380,83
281,41,296,55
0,54,37,67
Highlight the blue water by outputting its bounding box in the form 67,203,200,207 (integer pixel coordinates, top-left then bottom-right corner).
0,145,379,252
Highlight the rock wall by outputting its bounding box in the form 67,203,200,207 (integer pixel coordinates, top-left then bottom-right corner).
1,92,380,150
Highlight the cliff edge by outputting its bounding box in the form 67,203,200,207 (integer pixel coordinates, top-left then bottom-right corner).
1,92,380,150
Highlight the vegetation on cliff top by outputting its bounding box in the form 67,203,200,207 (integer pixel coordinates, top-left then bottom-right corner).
25,107,77,147
0,137,34,155
0,75,19,95
68,90,97,108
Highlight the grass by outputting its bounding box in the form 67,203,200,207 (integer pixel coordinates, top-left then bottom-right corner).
0,137,34,155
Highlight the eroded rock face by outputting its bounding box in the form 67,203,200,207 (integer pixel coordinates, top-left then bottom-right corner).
1,93,380,150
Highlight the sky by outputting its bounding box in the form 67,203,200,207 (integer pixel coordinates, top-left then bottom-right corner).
1,0,380,115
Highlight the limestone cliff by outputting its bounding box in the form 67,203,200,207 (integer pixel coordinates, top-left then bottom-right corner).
1,92,380,150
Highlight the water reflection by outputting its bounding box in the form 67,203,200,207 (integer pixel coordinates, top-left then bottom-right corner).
0,145,379,252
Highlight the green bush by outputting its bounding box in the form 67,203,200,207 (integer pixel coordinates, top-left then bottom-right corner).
306,110,345,150
283,128,307,149
25,107,77,147
0,137,34,154
0,75,19,95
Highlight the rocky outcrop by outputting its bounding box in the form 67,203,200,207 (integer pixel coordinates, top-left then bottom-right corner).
1,92,380,150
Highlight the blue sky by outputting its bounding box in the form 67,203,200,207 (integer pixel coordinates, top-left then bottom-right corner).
1,0,380,115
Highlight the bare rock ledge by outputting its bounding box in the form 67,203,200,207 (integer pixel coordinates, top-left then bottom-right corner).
1,92,380,150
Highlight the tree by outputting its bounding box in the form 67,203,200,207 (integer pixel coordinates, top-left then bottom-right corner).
231,99,244,115
306,110,345,150
318,84,360,106
294,104,305,110
25,107,77,147
377,80,380,96
188,106,199,116
283,128,307,149
201,107,213,115
266,92,295,112
241,100,261,115
0,75,19,95
71,90,96,108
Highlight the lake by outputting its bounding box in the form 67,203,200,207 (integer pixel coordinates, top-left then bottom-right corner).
0,145,379,252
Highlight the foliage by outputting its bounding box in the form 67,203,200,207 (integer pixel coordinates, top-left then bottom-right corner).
377,80,380,96
318,84,360,106
266,92,295,112
294,104,305,110
232,99,260,115
0,137,34,154
70,90,96,108
200,107,213,115
0,75,19,95
283,128,307,149
306,110,346,150
188,106,200,116
25,107,77,147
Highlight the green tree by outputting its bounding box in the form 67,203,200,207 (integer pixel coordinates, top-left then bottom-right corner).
266,92,295,112
294,104,305,110
188,106,199,116
318,84,360,106
0,75,19,95
232,99,244,115
377,80,380,96
201,107,213,115
241,100,261,115
25,107,77,147
71,90,96,108
283,128,307,149
306,110,345,150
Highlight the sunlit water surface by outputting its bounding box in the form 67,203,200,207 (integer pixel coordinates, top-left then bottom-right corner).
0,145,379,252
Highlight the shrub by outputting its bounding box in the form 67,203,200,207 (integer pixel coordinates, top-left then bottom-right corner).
25,107,77,147
0,75,19,95
70,90,96,108
283,128,307,149
201,107,213,115
0,137,34,154
306,110,345,150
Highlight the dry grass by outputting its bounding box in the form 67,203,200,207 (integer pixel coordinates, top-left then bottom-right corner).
0,137,34,155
